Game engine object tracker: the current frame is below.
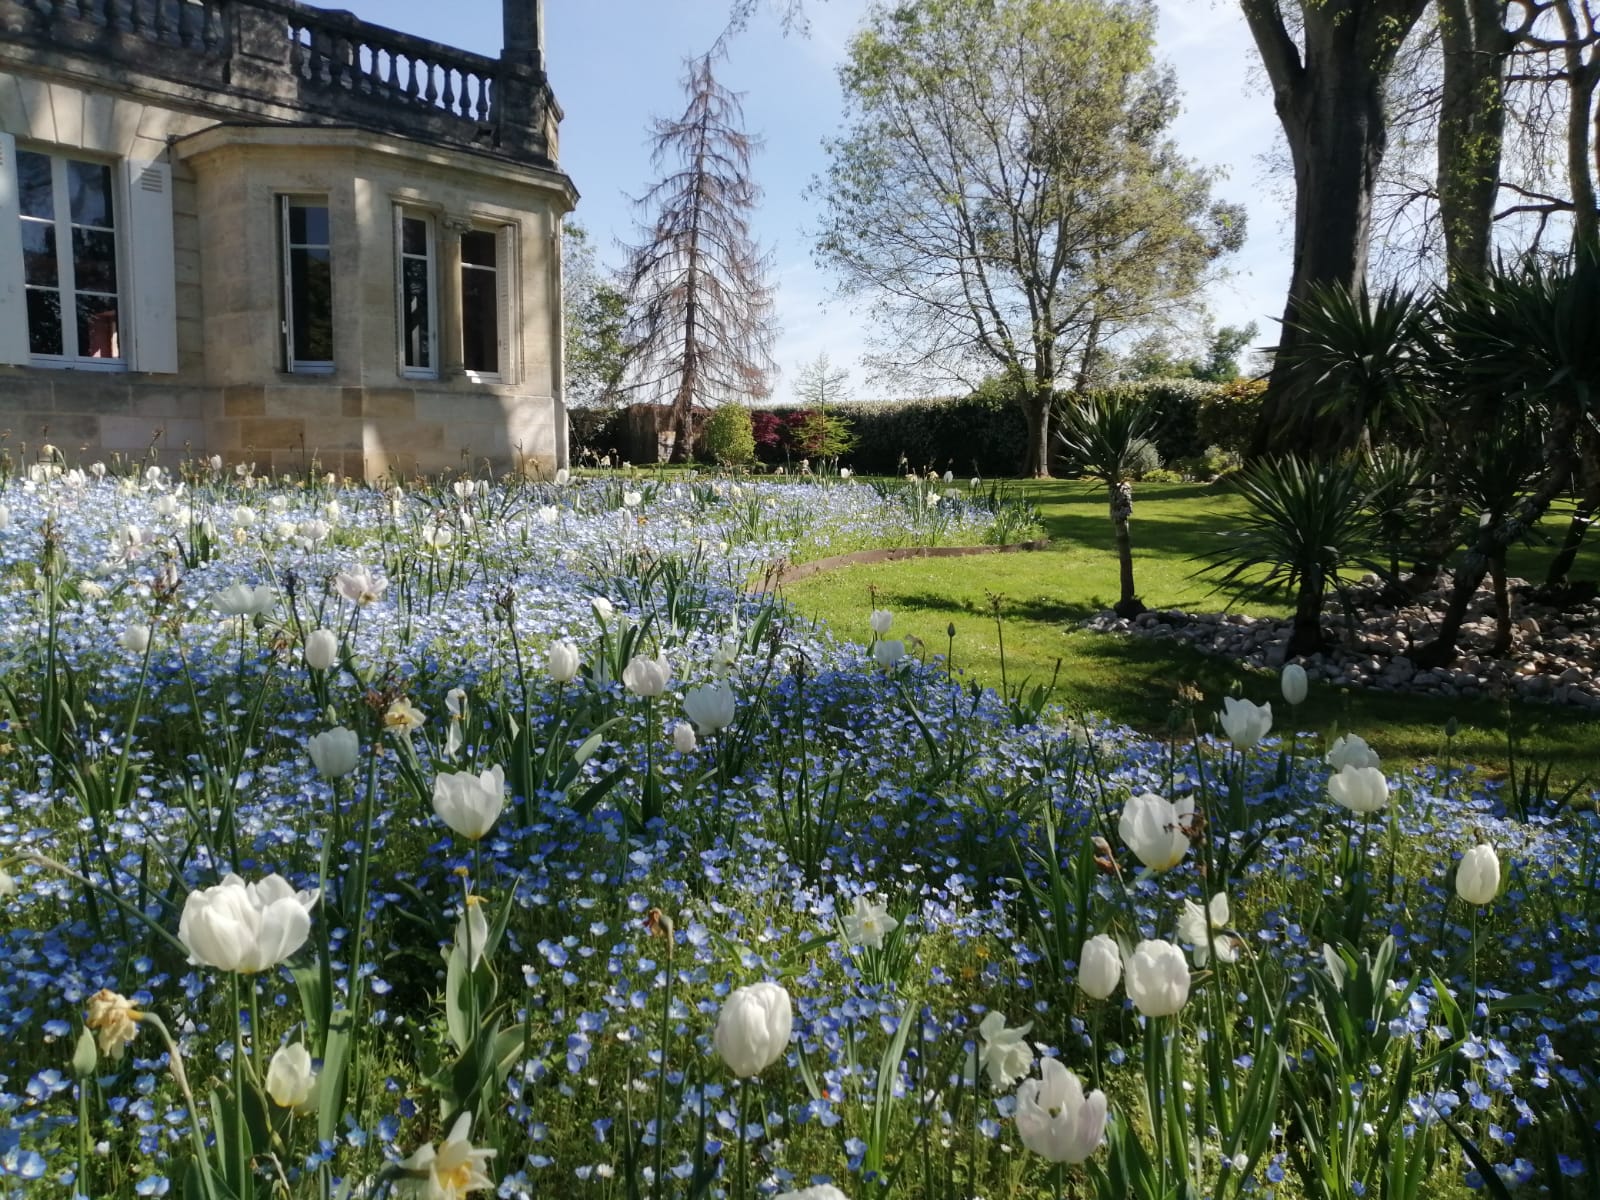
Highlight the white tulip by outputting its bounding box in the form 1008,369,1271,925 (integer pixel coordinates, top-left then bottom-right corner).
1117,791,1195,872
79,580,107,601
872,639,906,667
545,640,581,683
1281,663,1308,706
1077,934,1123,1000
1123,939,1191,1017
1014,1057,1107,1164
591,596,615,622
776,1188,849,1200
869,609,894,636
297,519,331,546
1218,696,1272,750
304,629,338,672
0,868,16,898
1456,843,1500,906
1327,764,1389,814
432,764,506,841
265,1042,318,1112
421,523,453,551
622,653,672,698
714,981,792,1077
1326,733,1381,772
554,468,571,486
622,490,642,508
0,505,9,531
682,680,735,734
307,727,360,778
673,722,698,754
214,583,275,618
537,505,558,524
335,566,386,605
178,873,320,974
120,625,152,654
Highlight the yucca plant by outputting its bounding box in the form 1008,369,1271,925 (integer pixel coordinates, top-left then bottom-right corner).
1277,282,1437,453
1056,389,1158,618
1414,247,1600,665
1204,455,1385,657
1360,445,1437,586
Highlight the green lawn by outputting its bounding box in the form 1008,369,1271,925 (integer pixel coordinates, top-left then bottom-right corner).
780,480,1600,783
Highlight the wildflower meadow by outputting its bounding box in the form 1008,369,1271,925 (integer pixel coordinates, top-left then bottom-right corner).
0,461,1595,1200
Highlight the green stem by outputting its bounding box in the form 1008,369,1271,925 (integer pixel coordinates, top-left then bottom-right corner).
232,975,249,1195
652,930,674,1200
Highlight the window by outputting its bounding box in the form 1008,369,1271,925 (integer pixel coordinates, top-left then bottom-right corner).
281,198,332,372
397,211,436,378
460,228,499,378
18,149,122,367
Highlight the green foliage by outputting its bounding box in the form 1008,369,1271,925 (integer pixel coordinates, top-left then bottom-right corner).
815,0,1245,474
1056,389,1160,484
791,408,858,463
563,222,630,408
1197,378,1268,455
757,394,1030,476
700,404,757,466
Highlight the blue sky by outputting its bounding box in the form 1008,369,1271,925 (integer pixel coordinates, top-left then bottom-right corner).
344,1,1288,402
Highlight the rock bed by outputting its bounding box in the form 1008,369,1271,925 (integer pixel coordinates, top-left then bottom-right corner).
1082,575,1600,710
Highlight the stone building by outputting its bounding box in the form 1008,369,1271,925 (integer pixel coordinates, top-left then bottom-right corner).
0,0,576,478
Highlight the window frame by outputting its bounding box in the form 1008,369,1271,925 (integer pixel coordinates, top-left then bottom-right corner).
19,146,127,372
460,224,505,384
279,195,334,375
395,206,439,381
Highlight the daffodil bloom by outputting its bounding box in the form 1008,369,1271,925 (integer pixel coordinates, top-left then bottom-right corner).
85,989,142,1060
384,698,427,736
842,894,898,949
399,1112,495,1199
1177,892,1239,967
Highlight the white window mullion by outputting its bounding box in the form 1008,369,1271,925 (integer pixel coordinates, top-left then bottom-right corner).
52,157,78,360
280,196,295,371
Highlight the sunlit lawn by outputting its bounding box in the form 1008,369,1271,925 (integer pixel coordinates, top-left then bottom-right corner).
779,480,1600,782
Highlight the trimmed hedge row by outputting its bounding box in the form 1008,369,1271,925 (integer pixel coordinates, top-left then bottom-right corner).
568,378,1265,475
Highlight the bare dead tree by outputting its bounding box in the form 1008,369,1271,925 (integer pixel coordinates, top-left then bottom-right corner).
619,53,776,462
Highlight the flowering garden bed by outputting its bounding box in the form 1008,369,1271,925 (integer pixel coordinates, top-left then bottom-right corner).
0,467,1595,1199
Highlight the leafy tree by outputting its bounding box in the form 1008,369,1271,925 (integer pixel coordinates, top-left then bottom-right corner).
794,352,850,408
1240,0,1432,457
563,222,629,409
701,404,758,465
813,0,1243,478
619,53,776,461
1122,323,1260,382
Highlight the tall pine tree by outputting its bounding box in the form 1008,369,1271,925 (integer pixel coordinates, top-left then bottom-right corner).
619,53,776,461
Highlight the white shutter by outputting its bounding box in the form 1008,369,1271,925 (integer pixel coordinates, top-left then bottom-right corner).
497,223,515,383
0,132,29,367
120,157,178,374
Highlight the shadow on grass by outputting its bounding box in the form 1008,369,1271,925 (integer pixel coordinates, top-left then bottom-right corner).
889,588,1103,624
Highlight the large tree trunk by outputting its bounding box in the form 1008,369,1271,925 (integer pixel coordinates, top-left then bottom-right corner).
1020,390,1053,479
1240,0,1430,459
1437,0,1514,284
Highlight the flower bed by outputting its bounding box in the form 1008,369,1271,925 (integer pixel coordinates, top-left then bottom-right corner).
0,467,1595,1199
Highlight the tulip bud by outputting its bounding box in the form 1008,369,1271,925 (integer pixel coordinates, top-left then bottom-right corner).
1327,764,1389,814
714,981,792,1078
120,625,152,654
1123,939,1191,1017
673,722,697,754
682,681,735,734
1076,934,1122,1000
545,640,581,683
1280,663,1308,706
1218,696,1272,750
869,610,894,636
622,653,672,698
1455,843,1500,906
265,1042,318,1112
304,629,338,672
307,727,360,778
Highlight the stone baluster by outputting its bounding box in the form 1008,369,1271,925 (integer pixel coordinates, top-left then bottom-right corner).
202,1,221,49
441,65,455,115
108,0,130,32
423,57,438,106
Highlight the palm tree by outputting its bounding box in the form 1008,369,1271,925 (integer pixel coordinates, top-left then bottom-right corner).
1056,389,1158,618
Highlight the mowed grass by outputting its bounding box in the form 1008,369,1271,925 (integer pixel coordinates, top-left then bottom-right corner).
779,480,1600,783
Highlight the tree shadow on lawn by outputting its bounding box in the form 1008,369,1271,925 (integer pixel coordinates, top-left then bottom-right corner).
889,588,1102,624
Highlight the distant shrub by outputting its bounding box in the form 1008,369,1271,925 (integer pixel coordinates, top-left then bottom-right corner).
750,410,784,452
1197,378,1267,455
1142,467,1185,484
701,405,756,466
